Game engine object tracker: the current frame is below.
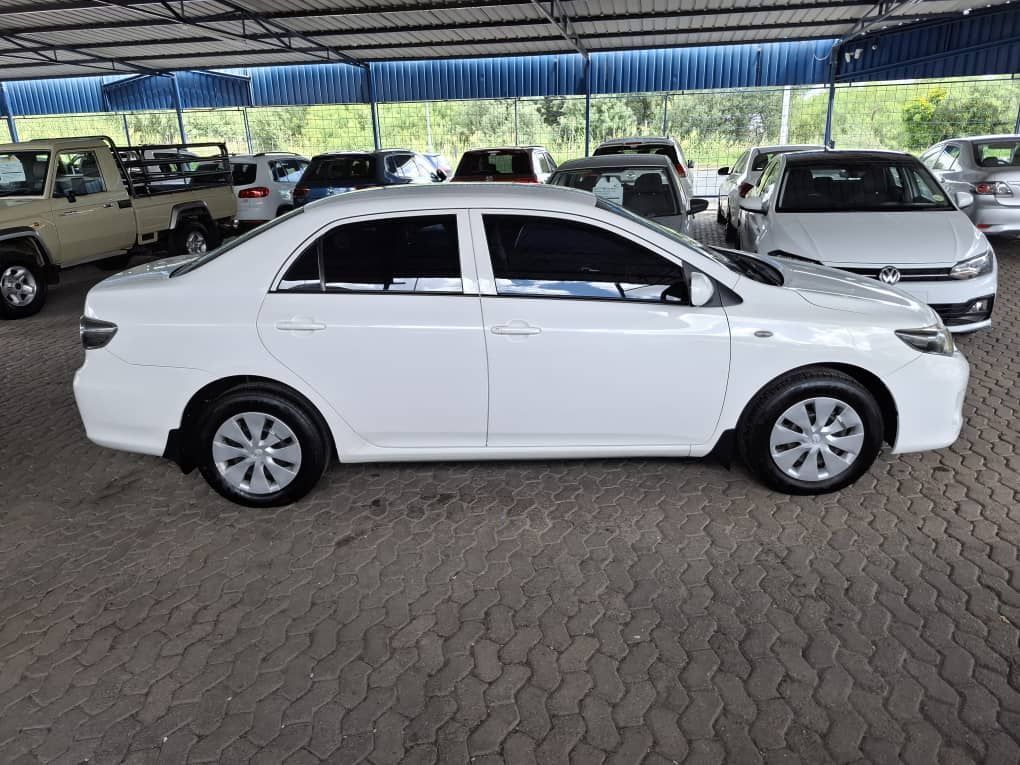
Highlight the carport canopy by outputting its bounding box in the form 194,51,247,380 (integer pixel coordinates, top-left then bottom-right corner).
0,0,1013,80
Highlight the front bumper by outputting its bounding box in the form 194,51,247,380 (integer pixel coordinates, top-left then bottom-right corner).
885,350,970,454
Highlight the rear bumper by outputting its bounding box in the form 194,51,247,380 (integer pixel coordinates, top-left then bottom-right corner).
968,200,1020,235
886,350,970,454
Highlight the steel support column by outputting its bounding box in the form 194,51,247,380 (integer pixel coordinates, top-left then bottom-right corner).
122,113,131,146
368,64,382,151
171,73,187,142
242,108,253,153
823,45,839,148
584,57,592,156
0,84,17,142
1015,99,1020,134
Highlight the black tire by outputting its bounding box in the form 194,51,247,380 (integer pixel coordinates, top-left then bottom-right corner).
196,387,332,507
171,219,217,257
724,214,738,244
737,369,884,495
0,252,48,319
716,201,726,225
96,254,132,271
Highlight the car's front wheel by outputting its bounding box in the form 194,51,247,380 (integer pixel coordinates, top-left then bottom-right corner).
738,370,884,495
196,388,332,507
0,254,47,319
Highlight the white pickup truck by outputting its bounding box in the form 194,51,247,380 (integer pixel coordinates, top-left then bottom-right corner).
0,136,236,318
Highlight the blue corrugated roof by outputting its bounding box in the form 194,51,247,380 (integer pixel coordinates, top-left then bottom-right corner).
248,63,366,107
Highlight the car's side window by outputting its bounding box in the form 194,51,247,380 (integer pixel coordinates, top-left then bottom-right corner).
732,152,749,174
482,214,686,303
278,214,462,294
938,145,961,171
750,158,779,199
54,150,106,197
920,146,942,168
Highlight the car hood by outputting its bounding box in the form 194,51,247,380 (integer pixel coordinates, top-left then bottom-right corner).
756,252,940,326
772,210,980,267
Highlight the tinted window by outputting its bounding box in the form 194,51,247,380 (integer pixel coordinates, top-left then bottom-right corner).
304,155,377,184
54,150,106,197
553,167,678,217
279,215,461,294
386,154,417,178
456,150,533,178
932,146,960,171
232,163,257,185
483,214,686,302
973,140,1020,167
270,158,308,182
594,144,680,167
749,158,780,198
0,151,49,197
778,161,952,212
731,152,749,174
751,151,784,172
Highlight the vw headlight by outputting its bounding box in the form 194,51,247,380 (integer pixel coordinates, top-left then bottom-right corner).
950,250,993,279
895,326,955,356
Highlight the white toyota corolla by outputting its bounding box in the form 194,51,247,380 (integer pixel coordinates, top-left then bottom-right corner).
74,184,969,506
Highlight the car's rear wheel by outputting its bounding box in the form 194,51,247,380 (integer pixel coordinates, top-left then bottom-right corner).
738,370,884,495
0,254,47,319
716,201,726,225
196,389,331,507
724,214,738,243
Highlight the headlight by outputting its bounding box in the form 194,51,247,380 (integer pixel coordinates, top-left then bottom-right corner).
80,316,118,350
950,250,994,279
895,326,955,356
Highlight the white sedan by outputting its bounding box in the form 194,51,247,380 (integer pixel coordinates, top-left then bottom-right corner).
737,149,997,332
75,184,969,506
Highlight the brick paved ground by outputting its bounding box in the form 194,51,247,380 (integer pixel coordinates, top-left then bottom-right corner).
1,214,1019,764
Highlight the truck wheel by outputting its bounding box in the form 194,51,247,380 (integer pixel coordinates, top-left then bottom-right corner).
0,254,47,319
172,220,215,256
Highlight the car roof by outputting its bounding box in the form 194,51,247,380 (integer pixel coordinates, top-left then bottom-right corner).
783,149,916,164
553,154,673,171
461,146,546,153
597,136,674,145
311,149,413,159
751,144,825,154
304,181,598,213
953,134,1020,143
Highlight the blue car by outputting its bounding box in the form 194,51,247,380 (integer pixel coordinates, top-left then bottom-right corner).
293,149,445,205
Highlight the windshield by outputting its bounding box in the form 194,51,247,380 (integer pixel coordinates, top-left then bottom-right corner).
0,151,50,197
304,155,376,184
973,140,1020,168
777,161,952,212
172,207,304,277
594,197,782,285
554,166,678,217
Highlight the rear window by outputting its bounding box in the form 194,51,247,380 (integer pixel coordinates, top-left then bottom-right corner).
553,167,678,217
594,144,680,166
455,150,533,178
231,163,257,185
973,140,1020,168
305,155,377,183
270,158,308,182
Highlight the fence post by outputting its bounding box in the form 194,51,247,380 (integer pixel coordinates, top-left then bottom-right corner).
171,74,187,143
584,58,592,156
242,108,253,153
0,83,18,142
368,65,382,151
122,113,131,147
779,86,791,143
823,44,839,148
1014,99,1020,134
513,98,519,145
661,93,669,135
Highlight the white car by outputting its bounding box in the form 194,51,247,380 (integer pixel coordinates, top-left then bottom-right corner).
75,184,968,507
230,152,309,226
717,144,822,240
737,150,996,332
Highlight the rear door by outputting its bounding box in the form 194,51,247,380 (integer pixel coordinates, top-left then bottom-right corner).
470,210,730,447
258,211,489,447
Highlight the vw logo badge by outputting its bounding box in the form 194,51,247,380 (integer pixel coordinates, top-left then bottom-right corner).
878,266,901,285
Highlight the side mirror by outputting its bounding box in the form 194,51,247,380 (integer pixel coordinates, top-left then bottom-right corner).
661,282,687,303
740,196,765,214
687,160,695,169
688,198,709,216
717,167,730,176
690,272,715,307
433,169,447,182
955,190,974,208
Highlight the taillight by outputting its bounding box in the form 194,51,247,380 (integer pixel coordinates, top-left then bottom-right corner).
974,181,1012,196
80,316,118,350
675,164,686,177
738,182,754,197
293,184,309,199
238,186,270,198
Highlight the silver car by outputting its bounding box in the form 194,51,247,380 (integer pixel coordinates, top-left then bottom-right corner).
593,137,694,198
921,135,1020,235
716,144,821,241
549,154,708,235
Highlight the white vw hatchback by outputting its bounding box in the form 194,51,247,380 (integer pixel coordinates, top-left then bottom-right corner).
75,184,969,507
737,150,997,332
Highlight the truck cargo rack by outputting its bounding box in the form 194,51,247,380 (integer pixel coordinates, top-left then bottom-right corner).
93,136,232,197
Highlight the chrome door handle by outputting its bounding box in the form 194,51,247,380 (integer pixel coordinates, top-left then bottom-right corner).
276,319,326,332
491,321,541,336
103,202,114,208
59,209,91,216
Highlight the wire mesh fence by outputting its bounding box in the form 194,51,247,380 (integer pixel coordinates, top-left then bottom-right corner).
5,75,1018,198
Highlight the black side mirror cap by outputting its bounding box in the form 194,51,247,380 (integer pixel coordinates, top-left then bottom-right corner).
717,167,730,176
688,198,709,215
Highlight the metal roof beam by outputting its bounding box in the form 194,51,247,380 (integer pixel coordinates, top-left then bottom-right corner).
93,0,367,69
530,1,586,57
841,0,920,44
0,30,161,74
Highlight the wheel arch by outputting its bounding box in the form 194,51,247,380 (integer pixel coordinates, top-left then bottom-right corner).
169,201,212,230
166,375,336,472
0,228,53,268
737,362,898,446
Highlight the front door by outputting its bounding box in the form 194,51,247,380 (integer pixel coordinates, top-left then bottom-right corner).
257,211,488,448
51,149,135,264
472,211,731,447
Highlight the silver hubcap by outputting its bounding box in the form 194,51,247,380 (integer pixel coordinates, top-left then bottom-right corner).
185,230,207,254
769,397,865,482
212,412,302,495
1,265,37,307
